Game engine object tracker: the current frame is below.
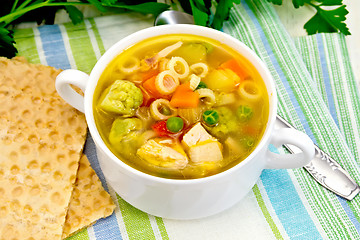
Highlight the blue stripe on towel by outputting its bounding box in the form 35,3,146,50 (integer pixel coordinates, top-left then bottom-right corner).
261,146,322,239
242,2,322,238
84,134,110,191
315,34,339,126
260,169,322,239
38,25,71,69
84,136,124,240
93,214,123,240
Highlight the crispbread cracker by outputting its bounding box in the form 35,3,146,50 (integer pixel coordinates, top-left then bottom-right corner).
63,154,115,238
0,57,87,239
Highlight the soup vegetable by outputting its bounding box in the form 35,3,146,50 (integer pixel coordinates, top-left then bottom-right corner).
93,34,269,179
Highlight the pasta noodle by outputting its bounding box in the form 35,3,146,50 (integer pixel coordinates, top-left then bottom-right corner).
190,62,209,78
215,93,236,106
189,74,201,91
238,80,261,102
155,70,179,95
168,57,190,79
119,56,140,74
158,58,170,72
195,88,216,106
150,99,177,120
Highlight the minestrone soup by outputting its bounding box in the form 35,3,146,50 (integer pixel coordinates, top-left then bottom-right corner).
93,34,269,179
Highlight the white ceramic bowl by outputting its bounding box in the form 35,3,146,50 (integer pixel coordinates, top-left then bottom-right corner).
56,24,314,219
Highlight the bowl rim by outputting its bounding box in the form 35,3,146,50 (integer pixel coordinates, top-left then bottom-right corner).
84,24,277,185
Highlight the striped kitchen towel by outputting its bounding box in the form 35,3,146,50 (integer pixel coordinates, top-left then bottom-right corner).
12,0,360,239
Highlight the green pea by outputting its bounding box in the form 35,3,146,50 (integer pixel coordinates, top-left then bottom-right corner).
196,81,207,90
160,106,172,116
202,110,219,126
246,138,255,147
236,105,253,122
166,117,184,133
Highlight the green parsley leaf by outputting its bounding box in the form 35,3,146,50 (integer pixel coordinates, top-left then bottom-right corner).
320,0,343,6
0,25,17,58
65,6,84,25
304,12,336,34
211,0,241,30
102,2,169,16
189,0,209,26
267,0,350,35
266,0,283,5
292,0,305,9
86,0,107,12
304,5,350,35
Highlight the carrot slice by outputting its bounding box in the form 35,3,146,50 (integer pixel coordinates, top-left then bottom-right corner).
141,69,159,82
142,75,169,100
139,85,155,107
220,59,249,80
170,82,199,108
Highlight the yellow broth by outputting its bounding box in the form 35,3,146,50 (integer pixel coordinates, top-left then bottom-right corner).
93,34,269,179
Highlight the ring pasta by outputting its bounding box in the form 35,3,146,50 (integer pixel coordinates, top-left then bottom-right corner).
168,57,190,79
150,99,177,120
215,93,236,106
195,88,216,106
238,80,261,102
155,70,179,95
189,74,201,91
190,62,209,78
119,56,140,73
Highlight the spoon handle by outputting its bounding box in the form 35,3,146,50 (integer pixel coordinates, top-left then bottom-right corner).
276,115,360,200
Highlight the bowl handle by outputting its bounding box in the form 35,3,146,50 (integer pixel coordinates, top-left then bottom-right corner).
265,128,315,169
55,69,89,113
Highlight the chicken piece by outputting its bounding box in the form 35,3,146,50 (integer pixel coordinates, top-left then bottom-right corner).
188,140,223,163
137,139,188,169
182,122,216,149
182,123,223,163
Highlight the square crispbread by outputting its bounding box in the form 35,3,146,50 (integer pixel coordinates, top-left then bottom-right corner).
62,154,115,239
0,57,87,240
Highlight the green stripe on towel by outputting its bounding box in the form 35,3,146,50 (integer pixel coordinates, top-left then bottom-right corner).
253,185,284,240
13,28,41,64
155,217,170,240
65,229,90,240
117,195,157,240
64,22,98,73
88,18,106,56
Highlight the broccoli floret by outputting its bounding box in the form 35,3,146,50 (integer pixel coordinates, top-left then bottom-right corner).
109,118,142,143
109,118,143,159
205,106,239,139
99,80,143,116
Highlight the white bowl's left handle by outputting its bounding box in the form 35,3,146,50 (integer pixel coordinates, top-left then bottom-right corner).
55,69,89,113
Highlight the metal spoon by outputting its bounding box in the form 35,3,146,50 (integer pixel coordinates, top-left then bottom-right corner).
154,10,360,200
154,10,194,26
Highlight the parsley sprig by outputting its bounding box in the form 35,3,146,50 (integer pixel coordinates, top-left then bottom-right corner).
0,0,351,59
0,0,170,58
267,0,350,35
